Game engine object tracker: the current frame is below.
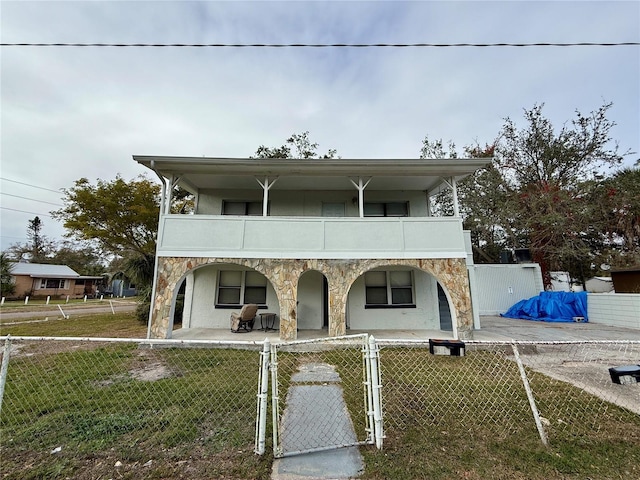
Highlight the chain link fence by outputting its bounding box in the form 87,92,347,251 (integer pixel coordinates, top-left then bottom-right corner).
1,335,638,475
0,337,264,477
271,334,373,457
377,339,640,447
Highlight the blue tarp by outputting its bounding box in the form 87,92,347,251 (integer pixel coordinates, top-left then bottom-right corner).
501,291,588,322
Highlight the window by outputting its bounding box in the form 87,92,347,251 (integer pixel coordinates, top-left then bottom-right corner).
365,270,414,308
363,202,408,217
322,202,346,217
222,201,264,216
39,278,66,289
216,270,267,307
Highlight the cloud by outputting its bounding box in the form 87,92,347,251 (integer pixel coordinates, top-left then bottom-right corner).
1,0,638,250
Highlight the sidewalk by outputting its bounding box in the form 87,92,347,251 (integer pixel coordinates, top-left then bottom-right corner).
271,363,364,480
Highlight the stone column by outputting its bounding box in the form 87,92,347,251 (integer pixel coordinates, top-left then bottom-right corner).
271,259,300,341
425,258,473,340
150,258,175,338
323,260,357,337
149,257,194,339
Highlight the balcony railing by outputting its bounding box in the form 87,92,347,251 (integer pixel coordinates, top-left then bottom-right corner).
157,215,467,259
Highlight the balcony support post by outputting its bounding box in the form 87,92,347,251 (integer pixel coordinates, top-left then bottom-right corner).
451,176,459,217
349,177,372,218
256,177,278,217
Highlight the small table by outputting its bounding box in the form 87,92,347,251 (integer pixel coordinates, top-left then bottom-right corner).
259,313,277,331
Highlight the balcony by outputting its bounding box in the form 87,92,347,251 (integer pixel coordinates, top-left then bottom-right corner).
157,215,467,260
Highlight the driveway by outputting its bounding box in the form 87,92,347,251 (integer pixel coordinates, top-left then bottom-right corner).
476,315,640,341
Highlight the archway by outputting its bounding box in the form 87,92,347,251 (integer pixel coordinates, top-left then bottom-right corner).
346,265,445,332
437,283,453,331
297,269,329,332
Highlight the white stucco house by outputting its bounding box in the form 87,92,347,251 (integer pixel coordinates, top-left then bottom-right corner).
135,156,490,341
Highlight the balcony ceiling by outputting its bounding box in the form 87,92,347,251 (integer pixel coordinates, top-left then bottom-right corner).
134,156,491,192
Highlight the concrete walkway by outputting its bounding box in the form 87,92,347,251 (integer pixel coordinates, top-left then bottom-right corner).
271,362,364,480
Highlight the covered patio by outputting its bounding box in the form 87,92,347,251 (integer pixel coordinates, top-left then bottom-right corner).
169,315,640,344
170,326,455,345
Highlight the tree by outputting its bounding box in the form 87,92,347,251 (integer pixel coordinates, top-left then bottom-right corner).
252,131,338,159
6,217,56,263
420,137,508,262
495,102,627,287
27,216,46,262
52,175,162,322
421,103,631,283
1,252,16,297
49,242,105,276
591,167,640,269
52,175,161,258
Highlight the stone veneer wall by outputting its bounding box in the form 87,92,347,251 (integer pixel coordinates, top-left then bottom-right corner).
150,257,473,341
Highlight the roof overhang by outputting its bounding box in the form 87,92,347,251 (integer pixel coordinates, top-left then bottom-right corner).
133,156,492,192
27,274,78,279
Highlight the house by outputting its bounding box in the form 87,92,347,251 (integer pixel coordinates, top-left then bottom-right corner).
101,272,138,297
134,156,491,341
8,263,103,299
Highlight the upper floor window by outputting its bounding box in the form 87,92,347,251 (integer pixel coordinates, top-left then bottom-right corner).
364,202,409,217
216,270,267,307
322,202,346,217
222,201,264,216
39,278,67,289
365,270,415,308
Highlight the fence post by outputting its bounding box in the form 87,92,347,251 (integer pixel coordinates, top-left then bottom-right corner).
368,336,384,449
0,336,12,416
511,343,548,447
57,305,69,319
364,335,375,444
255,339,271,455
270,344,281,457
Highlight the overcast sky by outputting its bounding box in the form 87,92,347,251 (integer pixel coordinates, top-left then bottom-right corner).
1,0,639,253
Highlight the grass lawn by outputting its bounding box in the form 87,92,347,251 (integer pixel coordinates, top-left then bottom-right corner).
1,313,639,479
1,311,148,338
361,348,640,479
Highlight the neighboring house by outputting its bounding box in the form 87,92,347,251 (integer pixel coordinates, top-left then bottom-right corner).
8,263,103,299
101,272,138,297
135,156,491,341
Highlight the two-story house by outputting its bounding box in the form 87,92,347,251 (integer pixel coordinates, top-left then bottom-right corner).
135,156,490,341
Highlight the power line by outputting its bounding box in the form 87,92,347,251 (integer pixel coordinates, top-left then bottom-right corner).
1,192,63,207
0,206,53,217
0,177,61,193
1,42,638,48
0,235,27,240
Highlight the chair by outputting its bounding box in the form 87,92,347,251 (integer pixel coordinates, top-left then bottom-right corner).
230,304,258,333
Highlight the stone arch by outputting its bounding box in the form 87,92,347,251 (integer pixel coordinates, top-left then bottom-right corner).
150,256,305,339
336,258,472,339
150,256,473,340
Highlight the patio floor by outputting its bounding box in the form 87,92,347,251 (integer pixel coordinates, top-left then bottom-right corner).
169,315,640,344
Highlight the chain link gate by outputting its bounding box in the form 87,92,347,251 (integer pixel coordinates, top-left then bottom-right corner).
270,334,380,457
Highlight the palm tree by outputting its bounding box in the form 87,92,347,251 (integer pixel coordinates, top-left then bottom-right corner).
1,252,16,297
